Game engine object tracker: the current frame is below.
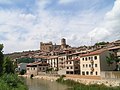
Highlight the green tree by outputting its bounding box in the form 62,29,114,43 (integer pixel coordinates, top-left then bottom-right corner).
114,58,120,71
0,44,4,75
17,57,35,63
106,53,120,70
95,41,109,46
2,57,14,74
106,53,115,66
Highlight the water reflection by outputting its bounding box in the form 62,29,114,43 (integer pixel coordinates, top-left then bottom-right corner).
25,78,68,90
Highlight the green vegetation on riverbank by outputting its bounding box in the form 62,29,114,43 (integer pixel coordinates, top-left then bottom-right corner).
0,74,28,90
56,75,120,90
0,44,28,90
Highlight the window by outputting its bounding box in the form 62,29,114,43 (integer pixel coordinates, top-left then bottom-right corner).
70,61,72,64
67,62,68,64
70,71,73,74
66,71,69,74
39,68,41,70
75,67,78,69
67,67,69,69
43,67,45,70
89,64,91,67
91,57,93,60
85,57,87,61
95,64,97,67
27,68,29,70
90,72,93,75
89,57,91,60
96,71,98,75
71,67,73,69
34,68,35,70
82,71,85,75
83,64,85,68
86,64,88,68
94,56,97,60
86,71,89,75
82,58,84,61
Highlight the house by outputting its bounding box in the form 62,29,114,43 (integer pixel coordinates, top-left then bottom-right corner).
57,54,67,75
18,63,28,72
26,62,49,76
57,49,76,75
47,56,58,71
80,49,116,76
66,53,80,74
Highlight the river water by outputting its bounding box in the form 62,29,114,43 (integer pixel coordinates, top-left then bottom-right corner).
25,78,68,90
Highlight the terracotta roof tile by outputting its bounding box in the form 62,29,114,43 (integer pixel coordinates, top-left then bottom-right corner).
80,49,107,57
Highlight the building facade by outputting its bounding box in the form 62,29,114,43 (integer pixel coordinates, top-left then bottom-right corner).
26,62,49,76
80,49,116,76
66,53,80,74
47,56,58,71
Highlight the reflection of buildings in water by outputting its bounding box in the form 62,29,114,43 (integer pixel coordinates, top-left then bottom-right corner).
25,78,68,90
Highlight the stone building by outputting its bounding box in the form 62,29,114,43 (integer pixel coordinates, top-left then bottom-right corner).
40,42,53,52
26,62,49,76
40,38,70,52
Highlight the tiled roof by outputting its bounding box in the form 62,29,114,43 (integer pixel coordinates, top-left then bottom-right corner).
108,46,120,50
33,55,48,59
47,56,58,59
27,62,49,66
66,58,80,62
80,49,107,57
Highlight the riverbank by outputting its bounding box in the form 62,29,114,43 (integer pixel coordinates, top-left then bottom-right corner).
56,76,120,90
20,75,59,81
20,74,120,87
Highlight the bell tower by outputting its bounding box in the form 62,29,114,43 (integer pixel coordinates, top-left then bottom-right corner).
61,38,66,49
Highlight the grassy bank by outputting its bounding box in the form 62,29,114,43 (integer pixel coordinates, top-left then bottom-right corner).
0,74,28,90
56,75,120,90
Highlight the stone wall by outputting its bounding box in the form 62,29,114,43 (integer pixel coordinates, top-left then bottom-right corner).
101,71,120,80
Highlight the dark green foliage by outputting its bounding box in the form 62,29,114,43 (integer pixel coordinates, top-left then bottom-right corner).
0,44,4,75
19,70,26,75
106,53,115,66
0,74,28,90
3,57,15,74
56,77,120,90
17,57,35,63
95,42,109,46
106,53,120,70
0,44,28,90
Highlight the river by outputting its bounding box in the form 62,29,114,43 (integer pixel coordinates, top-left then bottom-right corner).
25,78,68,90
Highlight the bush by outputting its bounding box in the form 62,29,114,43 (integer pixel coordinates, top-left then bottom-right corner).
0,74,28,90
56,77,120,90
19,70,26,75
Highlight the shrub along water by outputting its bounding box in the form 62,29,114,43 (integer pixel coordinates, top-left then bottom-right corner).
0,44,28,90
0,74,28,90
56,75,120,90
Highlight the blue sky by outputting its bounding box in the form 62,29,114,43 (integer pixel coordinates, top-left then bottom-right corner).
0,0,120,53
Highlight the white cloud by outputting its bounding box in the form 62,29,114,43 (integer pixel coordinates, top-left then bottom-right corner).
0,0,117,53
88,0,120,42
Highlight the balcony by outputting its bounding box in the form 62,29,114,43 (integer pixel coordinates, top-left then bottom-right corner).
91,67,94,72
90,60,94,64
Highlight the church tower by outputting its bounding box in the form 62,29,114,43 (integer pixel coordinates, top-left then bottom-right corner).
61,38,66,49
